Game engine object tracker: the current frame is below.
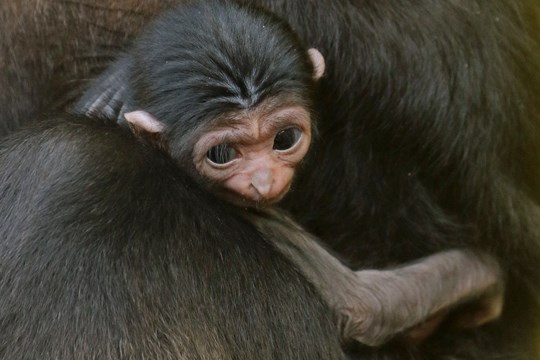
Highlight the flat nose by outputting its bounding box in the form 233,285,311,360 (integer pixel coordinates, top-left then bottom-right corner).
251,168,273,198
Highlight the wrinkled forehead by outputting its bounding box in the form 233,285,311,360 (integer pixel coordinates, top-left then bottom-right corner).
167,92,313,160
199,93,313,131
169,94,316,167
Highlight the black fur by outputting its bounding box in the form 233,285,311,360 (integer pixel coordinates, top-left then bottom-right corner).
0,116,345,359
0,0,539,358
75,0,317,149
267,1,540,358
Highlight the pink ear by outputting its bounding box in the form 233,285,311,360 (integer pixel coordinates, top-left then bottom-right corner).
308,48,325,80
124,110,165,133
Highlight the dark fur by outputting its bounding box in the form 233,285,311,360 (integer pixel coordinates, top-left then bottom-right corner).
273,1,540,358
0,116,345,359
75,0,317,169
76,1,511,352
1,0,539,358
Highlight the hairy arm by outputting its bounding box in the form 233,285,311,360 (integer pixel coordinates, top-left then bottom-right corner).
246,209,503,347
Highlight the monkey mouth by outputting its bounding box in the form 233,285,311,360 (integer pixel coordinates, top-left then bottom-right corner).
216,188,283,209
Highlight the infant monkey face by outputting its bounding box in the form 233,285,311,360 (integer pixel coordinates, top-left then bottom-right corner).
194,105,312,207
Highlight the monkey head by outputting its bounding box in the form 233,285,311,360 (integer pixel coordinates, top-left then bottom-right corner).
76,1,325,207
123,48,324,207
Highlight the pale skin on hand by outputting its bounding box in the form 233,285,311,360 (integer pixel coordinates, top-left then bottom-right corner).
248,209,505,347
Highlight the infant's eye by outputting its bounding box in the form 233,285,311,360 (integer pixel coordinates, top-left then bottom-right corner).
206,144,237,165
273,127,302,151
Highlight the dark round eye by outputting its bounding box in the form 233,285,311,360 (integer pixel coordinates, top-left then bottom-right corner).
273,127,302,151
206,144,237,165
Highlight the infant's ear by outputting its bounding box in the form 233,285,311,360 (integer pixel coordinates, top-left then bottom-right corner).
124,110,165,134
308,48,325,80
124,110,169,152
